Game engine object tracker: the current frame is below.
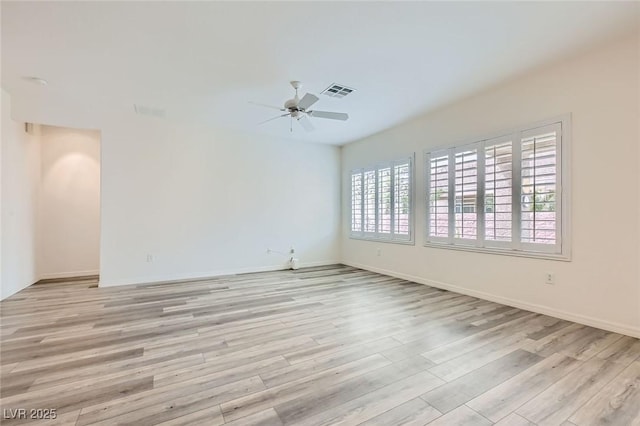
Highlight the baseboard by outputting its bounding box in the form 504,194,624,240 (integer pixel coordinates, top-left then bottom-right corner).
39,270,100,280
98,260,340,288
0,279,37,301
36,275,100,285
343,261,640,339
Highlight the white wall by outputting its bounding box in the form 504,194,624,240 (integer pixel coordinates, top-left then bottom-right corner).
1,89,41,300
39,125,101,279
341,34,640,337
2,87,339,290
99,116,341,286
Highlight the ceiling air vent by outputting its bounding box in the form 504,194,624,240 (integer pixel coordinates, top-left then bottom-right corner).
321,84,355,99
134,104,166,118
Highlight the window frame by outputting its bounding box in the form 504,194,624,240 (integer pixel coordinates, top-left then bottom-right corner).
350,154,415,245
424,115,571,261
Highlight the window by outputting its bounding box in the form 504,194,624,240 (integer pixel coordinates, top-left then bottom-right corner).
425,118,569,259
350,156,413,243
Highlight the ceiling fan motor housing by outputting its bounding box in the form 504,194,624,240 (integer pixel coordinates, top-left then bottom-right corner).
284,98,298,110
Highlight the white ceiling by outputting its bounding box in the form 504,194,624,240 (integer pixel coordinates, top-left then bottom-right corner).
2,1,638,145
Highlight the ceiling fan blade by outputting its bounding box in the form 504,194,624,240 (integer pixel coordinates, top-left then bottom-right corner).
249,101,285,111
298,116,315,132
297,93,319,110
258,113,289,125
308,110,349,121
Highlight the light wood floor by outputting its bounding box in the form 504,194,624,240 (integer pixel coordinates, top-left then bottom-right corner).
1,265,639,426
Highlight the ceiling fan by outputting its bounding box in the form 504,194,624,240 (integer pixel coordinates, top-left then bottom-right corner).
250,81,349,132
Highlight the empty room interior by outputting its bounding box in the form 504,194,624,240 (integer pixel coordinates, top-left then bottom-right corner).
1,2,640,425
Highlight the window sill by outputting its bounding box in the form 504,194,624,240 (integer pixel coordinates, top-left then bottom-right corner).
423,241,570,261
349,235,415,246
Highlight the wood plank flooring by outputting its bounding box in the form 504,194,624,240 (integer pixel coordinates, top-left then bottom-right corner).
0,265,638,425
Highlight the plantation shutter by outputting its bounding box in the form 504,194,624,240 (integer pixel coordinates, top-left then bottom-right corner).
393,161,411,237
427,151,451,241
350,171,363,234
378,167,392,235
520,123,561,253
454,147,479,242
484,137,513,247
363,169,377,234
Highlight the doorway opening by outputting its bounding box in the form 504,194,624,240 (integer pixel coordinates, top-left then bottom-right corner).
38,124,101,282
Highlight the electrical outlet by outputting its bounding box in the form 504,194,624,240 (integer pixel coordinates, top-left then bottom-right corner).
290,247,295,254
146,254,154,263
545,273,555,285
376,248,381,257
267,248,272,254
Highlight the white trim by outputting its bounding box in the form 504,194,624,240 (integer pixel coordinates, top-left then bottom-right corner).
423,241,570,261
348,237,416,246
39,270,100,280
342,261,640,339
98,260,339,287
560,116,572,260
